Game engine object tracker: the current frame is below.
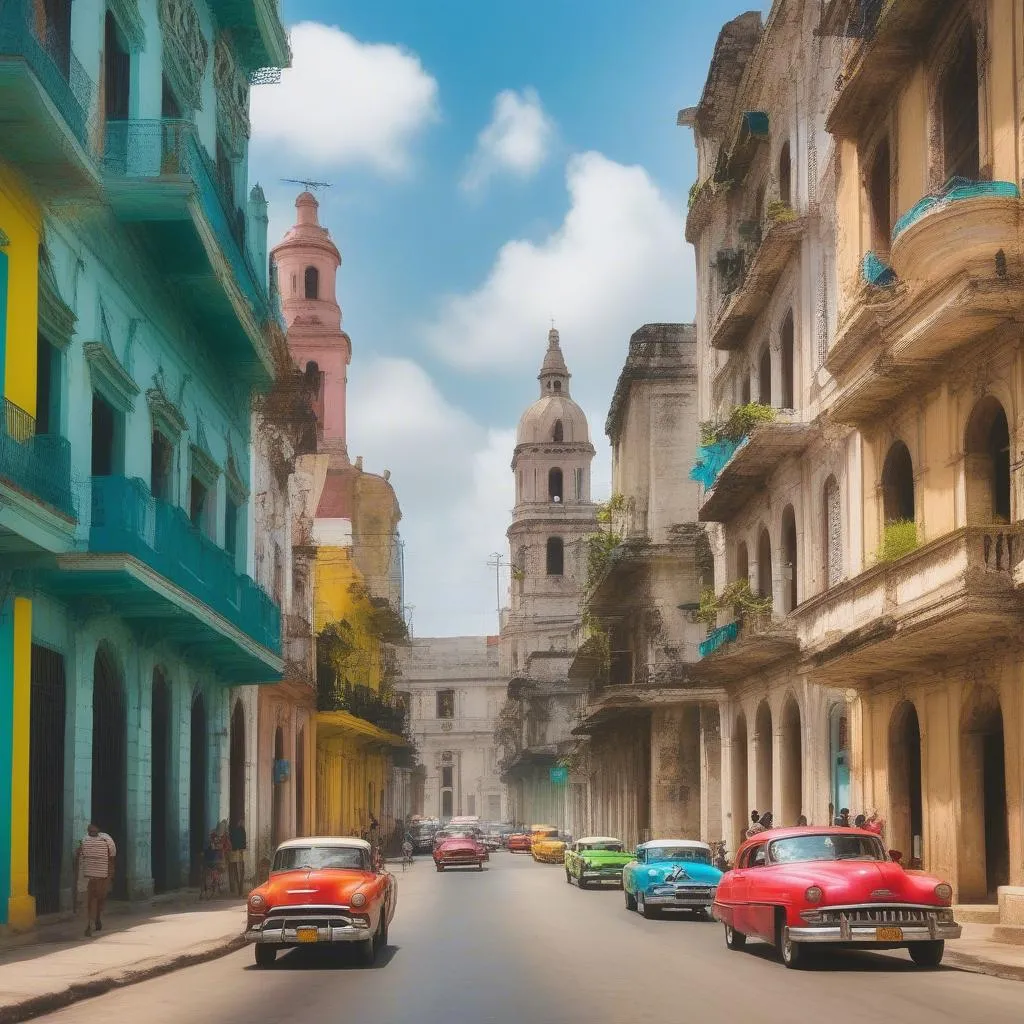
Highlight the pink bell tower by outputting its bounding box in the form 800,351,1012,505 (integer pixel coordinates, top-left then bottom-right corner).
271,192,351,460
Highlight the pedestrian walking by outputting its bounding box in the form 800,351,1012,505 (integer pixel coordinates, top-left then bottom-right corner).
834,807,851,827
74,823,116,937
796,814,808,826
228,817,247,896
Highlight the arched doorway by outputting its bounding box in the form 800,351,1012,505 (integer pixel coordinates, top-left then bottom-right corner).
29,645,66,914
754,701,773,815
756,528,772,602
295,727,305,837
92,644,127,898
189,692,207,886
736,541,749,585
780,311,794,409
828,703,851,817
965,397,1011,524
781,505,797,614
778,141,792,206
732,712,748,854
151,670,171,893
780,696,802,826
889,701,923,867
272,726,285,847
959,689,1008,902
757,346,772,406
881,441,915,524
229,701,245,834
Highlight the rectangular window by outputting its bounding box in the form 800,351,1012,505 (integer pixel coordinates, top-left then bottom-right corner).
466,795,475,816
36,334,59,436
104,12,130,120
441,766,453,789
189,475,207,530
224,497,238,558
151,431,173,501
574,468,583,499
91,393,119,476
437,690,455,719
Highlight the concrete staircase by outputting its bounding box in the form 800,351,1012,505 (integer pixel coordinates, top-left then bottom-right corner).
955,904,1000,925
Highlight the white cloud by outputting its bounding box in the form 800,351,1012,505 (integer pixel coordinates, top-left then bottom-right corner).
427,152,690,399
250,23,439,174
461,88,555,193
347,357,515,637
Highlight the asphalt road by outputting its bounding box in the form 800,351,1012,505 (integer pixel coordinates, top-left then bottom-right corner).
36,852,1024,1024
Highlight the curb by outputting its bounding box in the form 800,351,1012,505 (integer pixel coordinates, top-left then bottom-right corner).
0,933,247,1024
944,950,1024,984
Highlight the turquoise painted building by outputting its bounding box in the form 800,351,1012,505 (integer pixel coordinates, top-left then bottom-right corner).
0,0,288,922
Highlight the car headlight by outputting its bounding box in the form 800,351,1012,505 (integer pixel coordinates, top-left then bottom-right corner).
805,886,823,904
648,869,659,877
350,892,367,908
248,894,266,911
934,883,952,903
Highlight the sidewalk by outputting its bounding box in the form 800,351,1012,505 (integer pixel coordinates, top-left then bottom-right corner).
0,894,247,1024
940,922,1024,982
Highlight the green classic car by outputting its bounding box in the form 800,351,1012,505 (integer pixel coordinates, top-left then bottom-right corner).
564,837,632,889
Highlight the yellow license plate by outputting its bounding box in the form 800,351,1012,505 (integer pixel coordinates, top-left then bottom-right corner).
876,926,903,942
296,927,319,943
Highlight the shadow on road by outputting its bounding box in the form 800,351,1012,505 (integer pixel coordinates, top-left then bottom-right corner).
737,941,955,974
246,944,400,972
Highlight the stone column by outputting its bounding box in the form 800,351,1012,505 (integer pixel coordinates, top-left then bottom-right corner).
65,627,96,905
125,647,154,901
649,706,701,838
699,705,722,843
717,702,734,852
174,673,191,888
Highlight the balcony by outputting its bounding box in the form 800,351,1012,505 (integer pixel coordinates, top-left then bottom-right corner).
415,717,497,736
695,610,798,683
798,526,1024,687
209,0,290,73
0,0,100,195
825,0,944,139
101,120,275,381
711,216,806,351
698,414,818,523
0,399,76,554
830,183,1023,424
45,475,281,681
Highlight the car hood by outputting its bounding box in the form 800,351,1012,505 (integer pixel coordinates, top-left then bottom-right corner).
534,839,566,850
437,839,481,853
639,861,724,886
257,868,376,908
762,860,947,905
579,850,632,867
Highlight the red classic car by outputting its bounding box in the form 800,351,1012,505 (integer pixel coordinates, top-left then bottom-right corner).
434,835,487,871
713,827,961,969
507,832,532,853
246,837,396,967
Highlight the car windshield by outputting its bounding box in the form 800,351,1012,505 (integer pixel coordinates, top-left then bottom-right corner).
272,846,369,872
580,842,624,852
769,834,887,864
645,847,711,864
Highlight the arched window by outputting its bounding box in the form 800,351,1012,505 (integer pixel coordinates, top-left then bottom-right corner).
553,381,562,393
552,419,564,443
780,311,794,409
546,537,564,576
758,345,772,406
781,504,798,613
779,141,792,207
965,397,1011,524
736,541,749,584
304,265,319,300
741,375,751,405
881,441,915,523
823,475,842,588
942,27,979,180
548,467,563,503
757,527,772,601
868,138,892,254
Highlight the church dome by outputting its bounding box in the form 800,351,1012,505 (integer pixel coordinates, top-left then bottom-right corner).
516,393,590,445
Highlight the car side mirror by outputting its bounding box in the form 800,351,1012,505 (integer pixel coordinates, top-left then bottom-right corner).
889,849,903,864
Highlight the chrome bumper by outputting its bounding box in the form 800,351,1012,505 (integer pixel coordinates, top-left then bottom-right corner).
789,921,962,943
643,891,715,908
247,921,372,945
581,873,623,884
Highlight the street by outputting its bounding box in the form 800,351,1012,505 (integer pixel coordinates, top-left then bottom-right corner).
35,852,1024,1024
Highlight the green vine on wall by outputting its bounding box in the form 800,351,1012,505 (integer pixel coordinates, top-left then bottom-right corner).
696,578,772,629
766,199,797,224
699,402,777,446
875,519,919,564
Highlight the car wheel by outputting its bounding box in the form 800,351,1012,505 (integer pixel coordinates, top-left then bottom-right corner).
379,912,389,949
476,862,484,871
435,864,443,872
624,887,637,911
778,921,805,969
565,867,572,884
254,944,277,968
908,940,945,967
638,890,658,919
724,923,746,950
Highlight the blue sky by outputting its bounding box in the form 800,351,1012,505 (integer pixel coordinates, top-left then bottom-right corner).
249,1,771,636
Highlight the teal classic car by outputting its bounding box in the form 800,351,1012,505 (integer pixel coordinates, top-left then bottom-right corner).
563,837,632,889
622,840,723,919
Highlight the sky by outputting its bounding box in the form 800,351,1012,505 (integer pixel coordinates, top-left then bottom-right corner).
249,0,773,638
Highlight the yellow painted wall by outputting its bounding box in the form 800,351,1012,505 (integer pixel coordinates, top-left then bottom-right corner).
316,735,391,837
988,0,1018,183
895,67,927,218
0,164,41,415
834,139,862,316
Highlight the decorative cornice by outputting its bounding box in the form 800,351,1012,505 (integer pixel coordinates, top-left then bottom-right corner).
159,0,209,110
214,34,250,155
38,243,76,348
190,417,220,484
147,374,188,439
225,439,249,502
84,342,140,412
108,0,145,50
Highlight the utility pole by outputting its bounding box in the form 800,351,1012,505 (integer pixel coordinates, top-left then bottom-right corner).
486,552,508,623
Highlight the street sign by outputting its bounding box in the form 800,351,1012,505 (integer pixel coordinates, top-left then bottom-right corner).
549,765,568,785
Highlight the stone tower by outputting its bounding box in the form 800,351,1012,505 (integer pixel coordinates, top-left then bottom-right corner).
270,192,351,460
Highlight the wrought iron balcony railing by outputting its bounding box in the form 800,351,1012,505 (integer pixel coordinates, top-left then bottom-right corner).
0,399,76,519
89,474,280,652
101,119,272,326
0,0,94,148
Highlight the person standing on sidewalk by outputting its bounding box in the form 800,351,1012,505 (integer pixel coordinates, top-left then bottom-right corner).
228,817,247,896
74,823,116,937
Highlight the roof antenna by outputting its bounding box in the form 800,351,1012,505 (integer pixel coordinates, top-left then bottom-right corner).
281,178,333,193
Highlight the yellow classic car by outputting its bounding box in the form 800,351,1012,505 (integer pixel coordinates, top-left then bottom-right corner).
530,826,567,863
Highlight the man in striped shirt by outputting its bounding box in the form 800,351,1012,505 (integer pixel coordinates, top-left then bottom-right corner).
75,823,116,937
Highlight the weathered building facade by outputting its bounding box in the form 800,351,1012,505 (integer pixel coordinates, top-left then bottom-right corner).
497,331,596,833
399,636,507,823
